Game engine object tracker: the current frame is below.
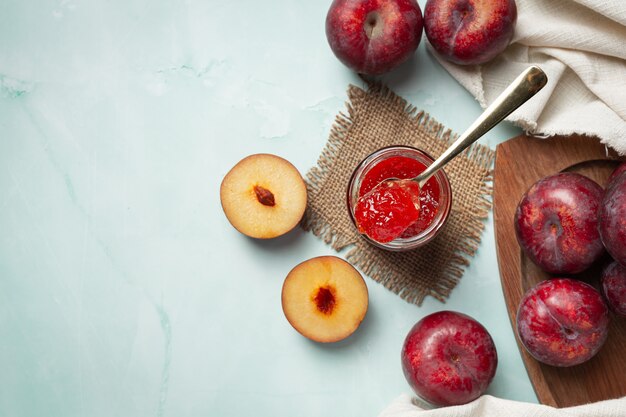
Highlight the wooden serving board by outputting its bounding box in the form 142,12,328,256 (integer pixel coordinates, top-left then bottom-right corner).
494,134,626,407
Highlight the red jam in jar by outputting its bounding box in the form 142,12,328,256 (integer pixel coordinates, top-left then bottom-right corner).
347,146,452,251
354,156,441,243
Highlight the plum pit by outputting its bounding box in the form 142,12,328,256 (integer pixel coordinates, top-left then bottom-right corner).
314,285,337,315
254,185,275,206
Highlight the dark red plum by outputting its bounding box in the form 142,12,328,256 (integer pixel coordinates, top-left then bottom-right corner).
515,173,604,274
599,174,626,266
607,162,626,186
517,278,609,367
401,311,497,406
424,0,517,65
326,0,423,75
601,261,626,317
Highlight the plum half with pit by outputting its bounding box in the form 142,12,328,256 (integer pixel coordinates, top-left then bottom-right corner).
517,278,609,367
514,172,604,274
281,256,368,343
599,173,626,266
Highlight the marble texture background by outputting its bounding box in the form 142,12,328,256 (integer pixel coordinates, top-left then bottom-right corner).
0,0,536,416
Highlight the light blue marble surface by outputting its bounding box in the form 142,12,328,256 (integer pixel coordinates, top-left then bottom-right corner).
0,0,538,415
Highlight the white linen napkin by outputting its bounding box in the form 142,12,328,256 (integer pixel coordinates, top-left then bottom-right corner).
428,0,626,154
378,394,626,417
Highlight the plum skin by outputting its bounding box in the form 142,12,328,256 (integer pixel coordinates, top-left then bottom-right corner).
607,162,626,185
599,173,626,266
325,0,423,75
424,0,517,65
515,172,604,274
516,278,609,367
401,311,497,406
601,261,626,317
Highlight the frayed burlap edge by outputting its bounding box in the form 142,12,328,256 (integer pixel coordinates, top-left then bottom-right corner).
301,83,495,305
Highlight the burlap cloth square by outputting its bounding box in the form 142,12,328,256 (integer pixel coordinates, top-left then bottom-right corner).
301,83,495,305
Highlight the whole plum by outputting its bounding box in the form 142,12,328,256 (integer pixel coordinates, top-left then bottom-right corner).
515,173,604,274
325,0,423,75
517,278,609,367
424,0,517,65
599,173,626,266
601,261,626,317
607,162,626,186
401,311,497,406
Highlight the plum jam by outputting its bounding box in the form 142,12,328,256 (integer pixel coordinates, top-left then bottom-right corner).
347,146,452,251
354,178,422,243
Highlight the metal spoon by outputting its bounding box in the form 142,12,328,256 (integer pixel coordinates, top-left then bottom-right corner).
385,65,548,192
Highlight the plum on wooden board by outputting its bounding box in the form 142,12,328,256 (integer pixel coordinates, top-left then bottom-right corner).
607,162,626,186
601,261,626,317
401,311,497,406
325,0,423,75
599,173,626,266
517,278,609,367
424,0,517,65
515,172,604,274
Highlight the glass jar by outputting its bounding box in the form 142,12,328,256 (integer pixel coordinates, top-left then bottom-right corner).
347,145,452,251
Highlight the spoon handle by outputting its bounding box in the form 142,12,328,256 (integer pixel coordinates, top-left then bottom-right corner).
416,65,548,186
